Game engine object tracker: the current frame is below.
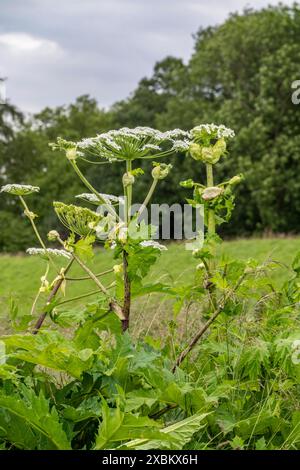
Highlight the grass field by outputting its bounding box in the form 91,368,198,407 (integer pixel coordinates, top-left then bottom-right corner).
0,237,299,335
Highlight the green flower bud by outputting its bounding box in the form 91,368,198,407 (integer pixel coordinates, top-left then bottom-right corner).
47,230,60,241
202,186,223,201
212,137,226,161
196,262,205,270
180,179,195,189
152,163,172,180
66,147,77,160
229,174,243,186
200,146,214,163
189,143,202,161
122,172,135,187
113,264,123,274
201,138,226,164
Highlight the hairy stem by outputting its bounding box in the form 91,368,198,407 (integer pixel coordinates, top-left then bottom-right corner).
55,283,116,307
65,268,113,281
120,160,133,332
19,196,57,270
172,273,246,372
32,258,74,334
137,178,158,220
72,253,124,320
206,163,215,235
30,263,50,315
70,160,120,221
122,250,131,332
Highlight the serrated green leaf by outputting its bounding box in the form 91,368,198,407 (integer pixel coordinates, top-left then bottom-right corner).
0,386,70,449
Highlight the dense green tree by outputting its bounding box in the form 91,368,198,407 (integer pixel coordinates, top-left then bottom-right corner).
158,5,300,234
2,5,300,250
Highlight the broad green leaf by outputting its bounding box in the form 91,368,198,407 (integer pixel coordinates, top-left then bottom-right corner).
0,386,70,450
3,332,94,378
94,400,164,449
74,235,95,260
122,412,209,450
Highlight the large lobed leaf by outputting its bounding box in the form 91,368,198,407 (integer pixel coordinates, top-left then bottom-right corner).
0,386,70,449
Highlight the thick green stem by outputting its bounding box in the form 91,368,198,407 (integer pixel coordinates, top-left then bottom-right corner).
65,268,113,281
205,163,216,296
121,160,133,332
30,263,50,315
71,254,110,296
123,160,132,224
122,250,131,332
172,273,246,372
137,178,158,220
19,196,57,270
206,164,215,235
32,258,74,333
70,160,120,221
55,283,116,307
72,253,124,320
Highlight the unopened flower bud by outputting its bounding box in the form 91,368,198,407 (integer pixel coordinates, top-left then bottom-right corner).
180,179,195,189
189,143,202,161
196,262,205,270
122,172,135,187
202,186,223,201
118,227,128,243
212,137,226,162
201,146,215,163
66,148,77,160
47,230,60,241
113,264,123,274
229,174,243,186
152,163,172,180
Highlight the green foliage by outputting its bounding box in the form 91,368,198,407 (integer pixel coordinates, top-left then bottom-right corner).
0,386,70,449
2,6,300,250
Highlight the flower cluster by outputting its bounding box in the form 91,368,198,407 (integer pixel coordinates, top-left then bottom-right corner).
0,184,40,196
152,163,173,180
52,127,191,162
26,248,72,259
53,202,102,237
75,193,121,205
139,240,167,251
188,124,235,165
191,124,235,141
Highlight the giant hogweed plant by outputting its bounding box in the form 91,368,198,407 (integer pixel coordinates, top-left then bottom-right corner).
1,127,189,334
1,125,300,450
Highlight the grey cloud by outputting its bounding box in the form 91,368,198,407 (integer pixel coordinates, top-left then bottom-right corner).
0,0,295,113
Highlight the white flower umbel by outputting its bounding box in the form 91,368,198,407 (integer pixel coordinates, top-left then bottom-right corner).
75,193,121,205
0,184,40,196
191,124,235,141
53,127,191,162
139,240,167,251
26,248,72,259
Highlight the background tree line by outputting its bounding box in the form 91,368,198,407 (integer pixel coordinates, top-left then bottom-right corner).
1,3,300,251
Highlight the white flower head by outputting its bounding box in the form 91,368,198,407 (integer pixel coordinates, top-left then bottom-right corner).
26,248,72,259
139,240,167,251
75,193,120,205
52,127,190,162
192,124,235,142
1,184,40,196
202,186,224,201
171,140,190,152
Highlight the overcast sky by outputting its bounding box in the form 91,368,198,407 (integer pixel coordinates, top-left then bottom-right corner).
0,0,295,113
